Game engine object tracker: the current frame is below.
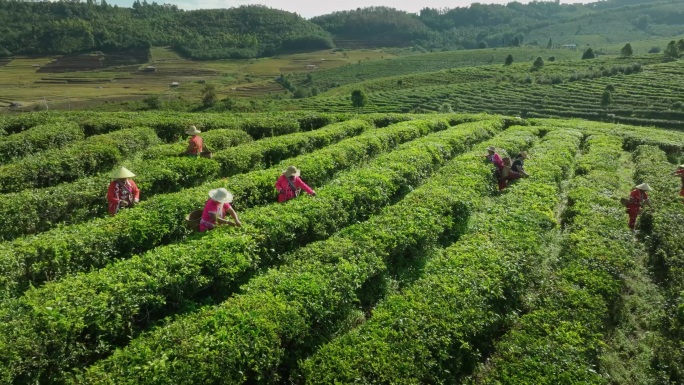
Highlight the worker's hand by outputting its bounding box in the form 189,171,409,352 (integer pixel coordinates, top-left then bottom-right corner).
311,191,316,197
234,220,242,227
120,201,129,207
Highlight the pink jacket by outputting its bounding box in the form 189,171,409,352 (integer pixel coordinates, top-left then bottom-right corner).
487,153,504,170
275,175,314,202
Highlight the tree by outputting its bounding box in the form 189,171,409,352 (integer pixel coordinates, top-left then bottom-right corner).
664,40,679,60
478,41,488,49
512,37,521,47
678,39,684,52
200,84,217,108
582,48,595,59
351,89,368,113
532,56,544,70
547,38,553,49
438,102,453,113
143,95,162,110
621,43,633,57
649,47,660,54
601,90,613,108
504,54,513,66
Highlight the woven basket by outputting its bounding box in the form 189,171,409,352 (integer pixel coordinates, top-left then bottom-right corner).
185,209,203,232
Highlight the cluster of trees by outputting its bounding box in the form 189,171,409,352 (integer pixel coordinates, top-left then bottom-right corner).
312,1,684,50
0,0,682,59
0,1,332,58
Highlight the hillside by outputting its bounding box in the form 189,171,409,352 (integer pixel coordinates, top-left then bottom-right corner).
280,47,684,129
0,1,333,59
314,0,684,50
1,0,683,60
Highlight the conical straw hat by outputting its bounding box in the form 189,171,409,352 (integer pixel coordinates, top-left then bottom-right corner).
185,125,201,135
112,166,135,179
282,166,301,177
635,183,653,191
209,188,233,203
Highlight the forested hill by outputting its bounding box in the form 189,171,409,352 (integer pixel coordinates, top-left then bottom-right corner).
0,1,333,59
1,0,683,60
313,0,684,50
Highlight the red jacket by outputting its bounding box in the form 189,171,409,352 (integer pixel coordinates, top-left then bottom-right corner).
275,175,314,203
187,135,203,155
107,179,140,215
627,189,648,208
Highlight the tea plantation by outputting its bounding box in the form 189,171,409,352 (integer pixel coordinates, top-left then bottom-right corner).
0,111,682,384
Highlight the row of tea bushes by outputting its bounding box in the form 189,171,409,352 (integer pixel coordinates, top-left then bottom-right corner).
302,128,580,384
0,118,466,299
0,127,161,192
0,119,505,384
141,129,253,159
529,118,684,155
0,122,84,163
0,112,68,135
0,120,368,241
73,125,540,384
633,145,684,383
474,134,638,384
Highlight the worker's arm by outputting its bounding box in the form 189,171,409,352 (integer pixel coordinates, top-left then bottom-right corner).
295,177,315,196
216,206,242,227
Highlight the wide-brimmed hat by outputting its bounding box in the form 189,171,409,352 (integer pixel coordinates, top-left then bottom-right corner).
635,183,653,191
486,146,496,152
185,125,201,135
282,166,301,177
209,188,233,203
111,166,135,179
519,151,530,159
679,164,684,168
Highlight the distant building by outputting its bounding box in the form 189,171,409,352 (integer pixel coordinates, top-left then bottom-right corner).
170,82,180,87
562,44,577,49
305,64,318,69
142,66,157,72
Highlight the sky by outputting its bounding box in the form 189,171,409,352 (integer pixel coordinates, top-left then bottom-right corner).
108,0,596,19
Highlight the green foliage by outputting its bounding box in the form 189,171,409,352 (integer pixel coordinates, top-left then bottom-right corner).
621,43,633,57
303,128,580,384
478,41,488,49
143,94,162,110
69,120,507,384
532,56,544,70
0,3,331,59
0,118,499,383
632,145,684,383
0,127,161,192
582,48,596,59
0,122,84,163
504,54,513,66
351,89,368,112
0,117,481,299
601,90,613,108
664,40,680,59
200,84,217,108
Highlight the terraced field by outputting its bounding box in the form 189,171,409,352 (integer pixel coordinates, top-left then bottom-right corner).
288,55,684,129
0,111,682,385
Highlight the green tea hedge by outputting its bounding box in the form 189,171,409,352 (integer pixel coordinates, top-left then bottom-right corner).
0,118,468,299
302,128,580,384
0,127,161,192
0,122,84,163
0,119,503,384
